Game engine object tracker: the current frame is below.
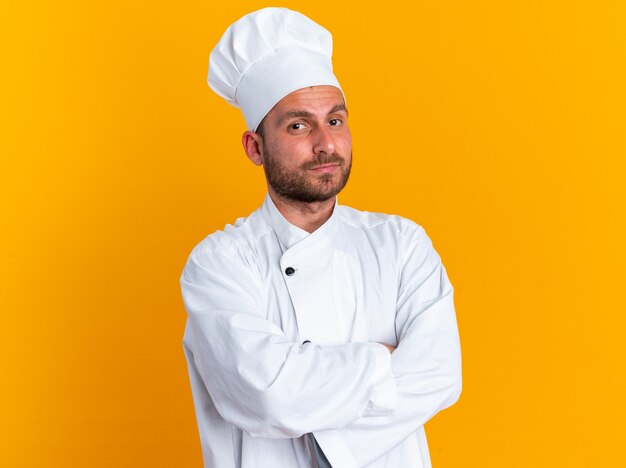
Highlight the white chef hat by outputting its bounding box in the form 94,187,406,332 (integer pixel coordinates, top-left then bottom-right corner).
208,7,343,131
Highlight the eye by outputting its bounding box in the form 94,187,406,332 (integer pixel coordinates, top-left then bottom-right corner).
289,122,306,131
328,118,342,126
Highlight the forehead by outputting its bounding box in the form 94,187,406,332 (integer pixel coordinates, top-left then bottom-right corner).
268,85,346,119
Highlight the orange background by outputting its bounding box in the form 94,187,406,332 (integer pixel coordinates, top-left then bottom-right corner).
2,1,625,466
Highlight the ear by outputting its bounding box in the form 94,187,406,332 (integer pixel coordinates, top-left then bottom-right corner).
242,131,263,166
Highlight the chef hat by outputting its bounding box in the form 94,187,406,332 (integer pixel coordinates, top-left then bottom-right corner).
208,7,343,131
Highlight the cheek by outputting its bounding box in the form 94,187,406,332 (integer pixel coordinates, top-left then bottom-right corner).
267,141,311,168
287,142,315,161
338,133,352,154
273,137,309,155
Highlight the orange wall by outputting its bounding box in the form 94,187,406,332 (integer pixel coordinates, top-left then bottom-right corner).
2,1,625,466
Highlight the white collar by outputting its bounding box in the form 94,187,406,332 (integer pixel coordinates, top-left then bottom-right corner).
260,193,340,252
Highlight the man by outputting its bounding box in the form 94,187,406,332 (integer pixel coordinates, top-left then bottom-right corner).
181,7,461,468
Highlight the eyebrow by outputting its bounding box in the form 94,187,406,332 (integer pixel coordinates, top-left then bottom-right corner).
329,103,348,116
276,104,349,126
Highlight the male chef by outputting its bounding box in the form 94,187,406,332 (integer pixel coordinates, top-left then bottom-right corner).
181,7,462,468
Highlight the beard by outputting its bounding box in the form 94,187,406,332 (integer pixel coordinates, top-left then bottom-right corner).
262,142,352,203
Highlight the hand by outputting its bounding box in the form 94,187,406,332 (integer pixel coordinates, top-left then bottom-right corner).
379,343,396,353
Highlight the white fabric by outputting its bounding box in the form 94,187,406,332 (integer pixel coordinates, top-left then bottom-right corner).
208,7,343,131
181,194,462,468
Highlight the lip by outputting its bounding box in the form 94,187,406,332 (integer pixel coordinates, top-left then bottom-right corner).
309,163,340,173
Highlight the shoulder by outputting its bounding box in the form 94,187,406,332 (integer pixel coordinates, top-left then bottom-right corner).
184,207,272,274
181,210,271,308
336,204,427,245
337,206,445,284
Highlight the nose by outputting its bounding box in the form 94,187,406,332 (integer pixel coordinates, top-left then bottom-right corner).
312,125,336,155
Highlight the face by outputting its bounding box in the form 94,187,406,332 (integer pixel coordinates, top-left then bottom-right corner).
257,86,352,204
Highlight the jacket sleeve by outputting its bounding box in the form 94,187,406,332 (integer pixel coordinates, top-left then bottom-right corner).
181,246,397,439
314,226,462,467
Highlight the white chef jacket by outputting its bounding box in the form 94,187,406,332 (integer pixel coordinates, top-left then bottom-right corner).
181,194,462,468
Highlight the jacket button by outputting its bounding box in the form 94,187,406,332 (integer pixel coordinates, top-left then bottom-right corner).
285,267,296,276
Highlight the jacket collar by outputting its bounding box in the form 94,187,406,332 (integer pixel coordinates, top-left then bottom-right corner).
261,193,340,252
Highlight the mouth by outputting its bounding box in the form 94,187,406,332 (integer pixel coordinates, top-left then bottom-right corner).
309,163,341,173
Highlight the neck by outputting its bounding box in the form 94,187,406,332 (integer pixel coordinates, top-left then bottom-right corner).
268,189,336,233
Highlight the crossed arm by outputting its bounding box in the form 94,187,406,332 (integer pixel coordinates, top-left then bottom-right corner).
181,226,461,464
